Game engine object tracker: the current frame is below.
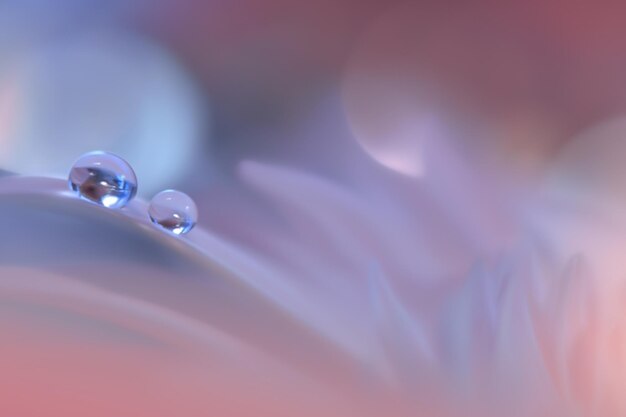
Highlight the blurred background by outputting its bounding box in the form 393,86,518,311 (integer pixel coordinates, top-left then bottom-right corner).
3,0,626,236
2,0,626,201
4,1,626,416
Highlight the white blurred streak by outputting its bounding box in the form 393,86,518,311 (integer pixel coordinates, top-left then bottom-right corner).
342,11,522,262
342,76,430,177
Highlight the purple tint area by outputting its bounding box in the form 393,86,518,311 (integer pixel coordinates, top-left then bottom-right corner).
2,1,626,416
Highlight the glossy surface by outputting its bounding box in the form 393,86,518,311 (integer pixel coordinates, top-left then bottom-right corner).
68,151,137,209
149,189,197,234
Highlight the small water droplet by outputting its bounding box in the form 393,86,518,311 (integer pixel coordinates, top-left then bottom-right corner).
149,190,197,235
68,151,137,209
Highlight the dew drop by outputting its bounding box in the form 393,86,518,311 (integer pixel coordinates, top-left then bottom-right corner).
68,151,137,209
149,190,197,235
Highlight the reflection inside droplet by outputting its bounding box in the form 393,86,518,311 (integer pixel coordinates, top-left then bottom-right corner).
68,151,137,209
149,189,197,235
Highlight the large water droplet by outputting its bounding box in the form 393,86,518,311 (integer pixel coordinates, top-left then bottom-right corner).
68,151,137,209
149,190,197,235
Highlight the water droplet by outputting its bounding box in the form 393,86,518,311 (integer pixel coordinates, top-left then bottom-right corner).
68,151,137,209
149,190,197,235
